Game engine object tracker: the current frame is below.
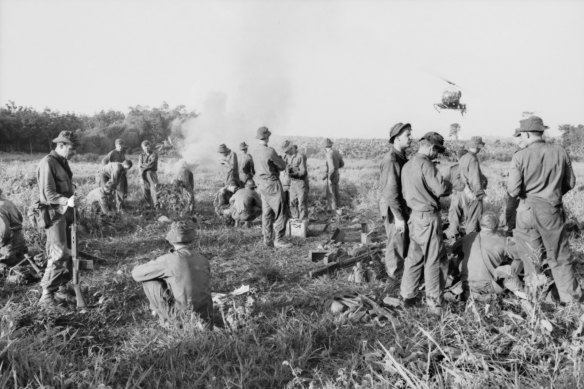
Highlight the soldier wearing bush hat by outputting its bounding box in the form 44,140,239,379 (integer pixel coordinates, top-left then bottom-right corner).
239,141,255,185
37,131,78,310
400,131,452,315
139,139,159,208
101,138,130,211
283,142,309,220
218,144,241,188
379,122,412,280
229,179,262,227
323,138,344,214
132,221,212,325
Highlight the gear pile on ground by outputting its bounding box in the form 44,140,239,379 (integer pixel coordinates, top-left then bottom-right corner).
212,285,256,331
330,292,397,327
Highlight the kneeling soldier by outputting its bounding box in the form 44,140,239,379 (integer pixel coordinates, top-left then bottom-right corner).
0,190,28,267
99,160,133,215
230,179,262,226
131,221,212,325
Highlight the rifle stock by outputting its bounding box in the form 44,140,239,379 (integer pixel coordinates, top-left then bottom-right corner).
71,208,87,308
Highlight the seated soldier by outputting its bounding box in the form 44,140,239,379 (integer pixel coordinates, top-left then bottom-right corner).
131,221,212,325
99,160,133,215
213,185,238,221
229,179,262,227
0,190,28,267
453,212,524,301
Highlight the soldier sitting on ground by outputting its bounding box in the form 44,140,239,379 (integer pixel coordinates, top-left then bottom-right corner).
99,160,133,215
0,189,28,267
131,221,212,326
229,179,262,227
214,185,238,223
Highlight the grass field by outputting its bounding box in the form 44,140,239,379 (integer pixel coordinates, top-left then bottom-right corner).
2,151,584,388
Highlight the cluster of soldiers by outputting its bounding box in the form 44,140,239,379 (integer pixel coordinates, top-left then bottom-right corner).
379,116,584,323
213,127,344,247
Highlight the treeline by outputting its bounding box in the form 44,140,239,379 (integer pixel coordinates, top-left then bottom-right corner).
0,101,197,154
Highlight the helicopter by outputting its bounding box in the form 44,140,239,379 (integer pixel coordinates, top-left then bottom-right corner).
433,78,467,116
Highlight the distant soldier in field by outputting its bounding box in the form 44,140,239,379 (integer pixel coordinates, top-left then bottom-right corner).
378,123,412,280
453,213,524,300
508,116,583,306
229,179,262,226
240,142,255,184
131,221,212,326
99,160,133,215
458,136,488,234
139,140,159,209
0,190,28,267
214,185,238,223
400,132,452,315
218,144,241,188
253,126,292,248
282,142,309,220
102,139,129,210
323,138,344,213
37,131,78,309
173,160,195,213
445,149,469,239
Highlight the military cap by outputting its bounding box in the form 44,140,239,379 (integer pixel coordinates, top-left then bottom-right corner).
52,131,78,146
480,212,499,230
245,179,257,189
256,126,271,140
420,132,446,153
389,123,411,143
519,116,548,133
281,140,294,153
115,138,125,146
217,144,229,153
324,138,333,147
469,136,485,148
240,142,248,150
165,221,196,244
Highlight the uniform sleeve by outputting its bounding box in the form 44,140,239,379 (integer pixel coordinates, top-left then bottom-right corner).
141,153,158,171
38,159,69,206
326,152,336,178
562,152,576,195
131,255,170,282
270,149,287,171
507,153,523,198
466,156,486,198
380,156,405,221
423,160,451,198
101,151,112,165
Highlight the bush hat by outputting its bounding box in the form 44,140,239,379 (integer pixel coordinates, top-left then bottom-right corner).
52,131,78,146
519,116,548,133
420,132,446,153
217,144,229,153
256,126,271,140
324,138,333,147
480,212,499,230
281,140,294,153
245,179,257,189
240,142,248,150
166,221,196,244
389,123,411,143
469,136,485,148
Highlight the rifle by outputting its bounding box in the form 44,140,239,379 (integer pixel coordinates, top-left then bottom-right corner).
71,208,87,308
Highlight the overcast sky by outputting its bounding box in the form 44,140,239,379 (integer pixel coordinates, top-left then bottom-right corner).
1,0,583,139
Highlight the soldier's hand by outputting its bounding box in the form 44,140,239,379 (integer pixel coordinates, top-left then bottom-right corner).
395,218,406,234
67,195,76,208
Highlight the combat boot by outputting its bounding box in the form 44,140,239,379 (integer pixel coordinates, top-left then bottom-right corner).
38,292,65,311
274,239,292,249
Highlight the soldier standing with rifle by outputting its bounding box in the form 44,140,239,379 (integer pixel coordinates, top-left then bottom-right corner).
37,131,79,309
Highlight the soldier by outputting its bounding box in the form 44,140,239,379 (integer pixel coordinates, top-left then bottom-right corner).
378,122,412,280
37,131,77,309
131,221,212,326
253,126,292,248
458,136,488,234
218,144,241,188
323,138,344,213
453,213,524,301
282,142,309,220
502,129,524,234
400,132,452,315
214,185,238,223
229,179,262,226
0,190,28,267
102,139,129,210
173,160,195,213
445,149,469,239
240,142,255,184
508,116,583,305
139,140,159,209
99,160,133,215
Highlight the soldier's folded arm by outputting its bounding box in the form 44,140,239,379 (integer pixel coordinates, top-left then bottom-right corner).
131,256,169,282
39,162,69,206
423,160,451,197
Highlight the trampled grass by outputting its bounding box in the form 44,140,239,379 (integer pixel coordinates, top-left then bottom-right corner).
1,152,584,388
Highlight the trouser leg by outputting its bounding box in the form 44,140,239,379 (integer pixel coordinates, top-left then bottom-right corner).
41,215,72,293
383,214,408,279
99,189,114,214
464,198,483,234
116,174,128,211
401,217,425,300
422,213,447,307
289,184,299,219
142,173,153,207
142,280,173,321
146,171,159,207
266,192,287,241
261,195,275,243
446,191,463,237
329,177,339,210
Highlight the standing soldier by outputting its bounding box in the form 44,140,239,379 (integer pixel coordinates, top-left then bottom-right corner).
458,136,487,234
139,140,159,209
282,142,309,220
240,142,255,184
379,123,412,281
444,149,469,239
400,132,452,315
253,126,292,248
99,161,133,215
102,139,129,211
508,116,583,306
218,144,241,188
37,131,77,309
0,190,28,267
323,138,344,213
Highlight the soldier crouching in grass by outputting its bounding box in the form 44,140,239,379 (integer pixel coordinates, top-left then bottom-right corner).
229,179,262,227
0,189,28,267
131,221,212,327
98,160,133,215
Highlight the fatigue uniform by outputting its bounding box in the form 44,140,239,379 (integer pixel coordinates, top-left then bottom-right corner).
285,151,309,220
102,149,128,210
98,162,127,214
378,145,409,279
174,167,195,212
37,151,74,293
139,152,159,207
132,248,212,321
229,188,262,222
453,231,523,297
508,140,582,303
458,152,487,234
213,188,233,220
325,148,344,211
241,152,255,184
221,151,241,187
401,153,451,307
253,142,288,243
280,163,291,218
445,163,467,238
0,198,27,266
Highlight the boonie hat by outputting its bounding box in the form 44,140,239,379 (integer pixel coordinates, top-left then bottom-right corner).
469,136,485,148
52,131,78,146
324,138,333,147
256,126,271,140
240,142,248,150
480,212,499,230
519,116,548,133
218,144,229,153
389,123,411,143
281,140,294,153
165,221,196,244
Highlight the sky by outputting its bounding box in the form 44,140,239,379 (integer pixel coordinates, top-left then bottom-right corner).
1,0,583,140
